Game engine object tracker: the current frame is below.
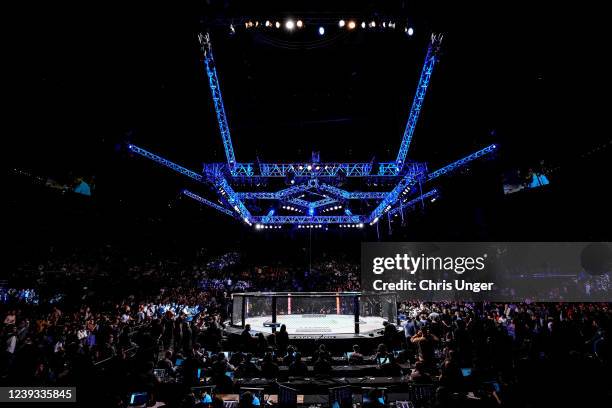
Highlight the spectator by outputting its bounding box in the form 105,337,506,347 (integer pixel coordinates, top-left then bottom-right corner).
288,352,308,377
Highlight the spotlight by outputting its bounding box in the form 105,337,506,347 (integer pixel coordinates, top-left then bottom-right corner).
369,21,376,28
361,22,366,29
265,20,271,27
338,20,346,28
307,165,312,171
347,21,356,30
407,27,414,36
290,179,295,184
285,20,295,30
296,20,303,28
275,21,281,29
318,26,325,35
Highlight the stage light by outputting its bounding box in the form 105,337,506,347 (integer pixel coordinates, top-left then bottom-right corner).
318,26,325,35
369,21,376,28
358,223,364,228
361,22,366,29
347,21,356,30
265,20,271,27
296,20,303,28
407,27,414,36
285,20,295,30
308,208,315,216
290,179,295,184
307,165,312,171
338,20,346,27
229,24,236,34
382,22,386,28
275,21,281,29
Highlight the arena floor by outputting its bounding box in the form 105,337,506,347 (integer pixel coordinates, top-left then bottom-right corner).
244,314,386,335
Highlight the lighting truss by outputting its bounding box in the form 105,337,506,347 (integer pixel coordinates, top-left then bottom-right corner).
199,33,237,168
236,183,311,200
388,189,439,216
286,196,338,209
259,162,374,177
367,175,420,223
252,215,365,225
319,184,388,200
395,33,443,168
182,190,234,217
427,144,497,180
128,32,498,228
127,144,203,182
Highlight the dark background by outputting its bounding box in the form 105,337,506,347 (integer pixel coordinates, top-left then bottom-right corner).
5,1,610,267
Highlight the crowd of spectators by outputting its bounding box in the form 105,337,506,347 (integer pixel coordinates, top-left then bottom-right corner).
2,246,611,407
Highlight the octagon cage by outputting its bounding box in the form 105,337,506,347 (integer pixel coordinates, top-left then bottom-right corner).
231,292,397,336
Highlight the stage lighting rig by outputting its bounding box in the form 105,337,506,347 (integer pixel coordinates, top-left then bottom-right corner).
128,31,497,230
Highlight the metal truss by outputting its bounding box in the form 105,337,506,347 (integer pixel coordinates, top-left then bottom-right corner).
258,162,374,177
367,175,419,223
285,198,310,209
377,163,400,176
182,190,234,217
128,144,203,182
232,163,255,176
319,184,387,200
252,215,365,225
306,197,337,209
199,33,237,168
236,183,311,200
388,189,439,216
129,33,501,229
214,177,252,222
427,144,497,181
395,34,443,167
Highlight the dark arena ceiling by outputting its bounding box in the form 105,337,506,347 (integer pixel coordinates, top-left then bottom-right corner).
6,1,609,255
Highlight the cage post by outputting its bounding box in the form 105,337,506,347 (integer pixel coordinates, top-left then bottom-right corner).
241,296,246,328
354,294,360,334
271,296,277,333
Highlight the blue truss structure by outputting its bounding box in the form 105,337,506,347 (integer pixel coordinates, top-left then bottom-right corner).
286,196,338,210
199,33,237,168
395,33,443,168
427,144,497,180
182,189,234,217
252,215,365,225
388,189,439,216
128,32,498,228
319,184,388,200
127,144,203,182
